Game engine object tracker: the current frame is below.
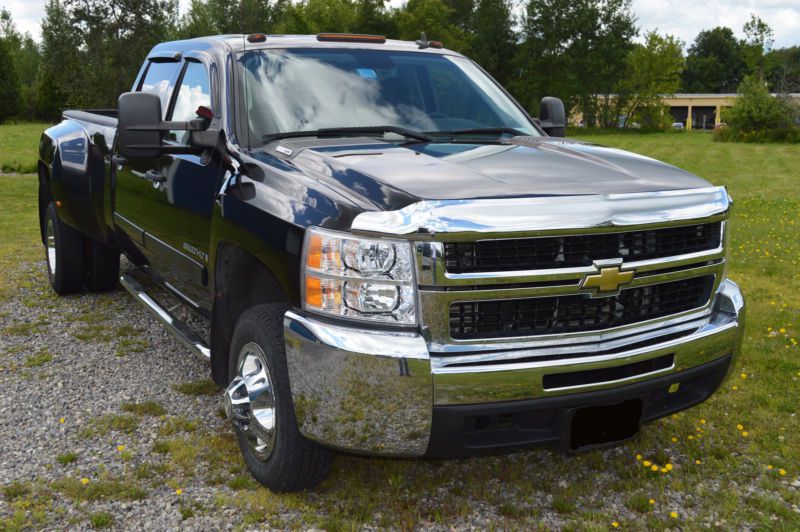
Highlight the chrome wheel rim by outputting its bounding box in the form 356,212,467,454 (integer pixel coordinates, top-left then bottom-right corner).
224,342,277,461
45,217,56,280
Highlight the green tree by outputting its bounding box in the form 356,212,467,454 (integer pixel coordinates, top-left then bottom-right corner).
766,46,800,93
682,27,746,92
469,0,516,86
0,37,21,122
38,0,81,118
512,0,636,121
0,8,37,120
353,0,396,37
179,0,221,37
66,0,178,108
725,75,794,133
742,14,774,77
614,31,684,128
396,0,470,52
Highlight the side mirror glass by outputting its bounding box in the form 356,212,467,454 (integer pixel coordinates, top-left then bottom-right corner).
539,96,566,138
118,92,164,159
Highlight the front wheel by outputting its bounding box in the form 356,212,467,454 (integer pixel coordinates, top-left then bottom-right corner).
224,304,333,492
44,202,85,295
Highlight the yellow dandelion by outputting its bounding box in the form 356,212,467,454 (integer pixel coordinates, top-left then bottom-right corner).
671,437,678,443
643,460,652,467
175,488,183,495
768,327,773,332
59,417,65,424
732,385,738,390
660,467,668,473
695,459,702,465
651,465,659,472
80,478,89,485
666,463,673,471
612,522,619,528
779,469,787,476
670,511,678,519
117,445,125,452
736,424,744,430
635,454,642,461
767,465,774,470
779,328,786,334
687,435,694,441
700,419,706,424
742,431,749,437
649,499,656,505
740,373,747,379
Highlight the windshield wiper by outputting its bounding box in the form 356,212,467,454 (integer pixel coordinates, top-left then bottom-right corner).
262,126,433,143
429,127,527,140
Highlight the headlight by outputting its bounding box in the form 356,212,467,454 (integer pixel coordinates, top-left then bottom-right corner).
302,227,416,325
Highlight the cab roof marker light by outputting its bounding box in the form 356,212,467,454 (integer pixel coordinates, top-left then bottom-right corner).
247,34,267,43
317,33,386,44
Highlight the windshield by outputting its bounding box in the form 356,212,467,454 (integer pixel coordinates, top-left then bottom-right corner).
239,48,538,144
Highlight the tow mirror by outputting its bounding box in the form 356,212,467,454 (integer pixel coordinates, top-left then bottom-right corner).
118,92,164,159
117,93,215,159
539,96,566,138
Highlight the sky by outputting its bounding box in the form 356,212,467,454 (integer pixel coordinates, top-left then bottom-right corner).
2,0,799,49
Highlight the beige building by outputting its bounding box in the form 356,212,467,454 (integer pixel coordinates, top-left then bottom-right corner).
575,93,800,130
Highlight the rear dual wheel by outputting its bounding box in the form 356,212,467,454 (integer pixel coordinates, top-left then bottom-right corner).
44,202,84,295
43,202,119,295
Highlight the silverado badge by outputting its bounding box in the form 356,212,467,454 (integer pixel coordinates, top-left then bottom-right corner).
580,262,635,296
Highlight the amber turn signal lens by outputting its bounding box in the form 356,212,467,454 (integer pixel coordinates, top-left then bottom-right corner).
305,275,322,308
306,234,322,270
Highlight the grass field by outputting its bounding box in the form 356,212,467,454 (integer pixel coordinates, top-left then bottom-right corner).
2,129,800,529
0,122,53,174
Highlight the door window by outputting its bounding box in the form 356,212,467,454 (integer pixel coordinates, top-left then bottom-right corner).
139,61,180,117
168,61,212,144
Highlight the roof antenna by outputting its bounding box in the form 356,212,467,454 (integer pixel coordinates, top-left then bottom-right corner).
415,32,442,49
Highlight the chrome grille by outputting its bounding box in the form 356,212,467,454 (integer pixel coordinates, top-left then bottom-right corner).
449,275,714,340
444,222,722,274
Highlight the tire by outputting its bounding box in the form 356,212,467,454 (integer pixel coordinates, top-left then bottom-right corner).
226,304,333,492
86,238,120,292
44,202,85,295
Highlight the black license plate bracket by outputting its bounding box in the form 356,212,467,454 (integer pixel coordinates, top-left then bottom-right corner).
569,398,643,451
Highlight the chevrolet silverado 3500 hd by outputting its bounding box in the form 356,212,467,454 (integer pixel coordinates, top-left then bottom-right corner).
38,33,745,491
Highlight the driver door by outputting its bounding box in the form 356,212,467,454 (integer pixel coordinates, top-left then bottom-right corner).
140,58,224,305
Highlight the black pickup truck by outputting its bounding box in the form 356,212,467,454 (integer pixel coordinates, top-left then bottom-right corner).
38,33,744,492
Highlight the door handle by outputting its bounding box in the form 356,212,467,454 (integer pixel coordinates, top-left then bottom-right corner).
111,155,126,167
144,170,166,183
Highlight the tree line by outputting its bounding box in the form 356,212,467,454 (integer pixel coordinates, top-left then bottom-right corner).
0,0,798,126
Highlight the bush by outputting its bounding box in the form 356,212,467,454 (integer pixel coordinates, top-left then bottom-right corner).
715,75,799,143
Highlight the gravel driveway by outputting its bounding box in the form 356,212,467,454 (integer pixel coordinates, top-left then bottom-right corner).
4,255,797,530
0,260,244,530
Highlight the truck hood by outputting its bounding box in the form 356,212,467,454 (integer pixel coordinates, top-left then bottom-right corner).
261,137,712,212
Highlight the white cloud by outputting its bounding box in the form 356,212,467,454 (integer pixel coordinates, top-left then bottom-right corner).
631,0,800,49
1,0,798,49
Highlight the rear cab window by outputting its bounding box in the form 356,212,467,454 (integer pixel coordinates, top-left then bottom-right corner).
138,60,181,118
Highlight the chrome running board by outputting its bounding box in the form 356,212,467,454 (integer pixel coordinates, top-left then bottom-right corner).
120,273,211,363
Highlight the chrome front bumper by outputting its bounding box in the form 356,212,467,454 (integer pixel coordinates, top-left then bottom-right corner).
284,278,744,457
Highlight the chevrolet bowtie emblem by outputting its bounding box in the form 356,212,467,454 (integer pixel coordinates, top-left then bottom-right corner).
581,266,635,295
